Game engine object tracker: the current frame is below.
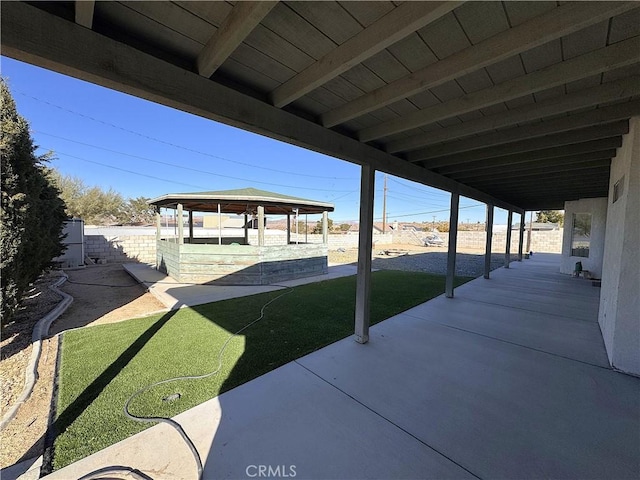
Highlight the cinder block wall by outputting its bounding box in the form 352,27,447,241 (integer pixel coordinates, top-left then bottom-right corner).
85,235,157,263
391,229,562,253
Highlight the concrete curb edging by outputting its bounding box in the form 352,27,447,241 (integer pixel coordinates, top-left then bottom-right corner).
0,274,73,431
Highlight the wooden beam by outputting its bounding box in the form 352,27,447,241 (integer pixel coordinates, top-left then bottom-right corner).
435,139,621,175
418,122,628,168
196,1,277,78
75,0,94,29
472,170,610,189
407,100,640,161
321,1,637,128
270,1,459,108
386,76,640,153
451,159,611,182
1,2,524,215
359,37,640,142
355,164,375,344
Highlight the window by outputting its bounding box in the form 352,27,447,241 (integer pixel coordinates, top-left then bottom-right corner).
571,213,591,258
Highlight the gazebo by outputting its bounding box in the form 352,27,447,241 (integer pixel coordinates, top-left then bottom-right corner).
148,188,334,285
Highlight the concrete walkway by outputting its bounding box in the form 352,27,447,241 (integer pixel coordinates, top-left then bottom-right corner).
124,262,360,308
47,254,639,479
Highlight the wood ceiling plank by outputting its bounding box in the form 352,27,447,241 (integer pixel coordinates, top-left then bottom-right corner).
269,1,458,107
385,75,640,154
453,1,510,44
609,7,640,44
197,1,278,78
359,36,640,142
173,1,233,27
419,122,628,167
126,1,215,44
338,1,395,27
321,1,637,128
260,3,336,60
97,2,202,60
418,12,470,59
435,142,620,175
450,159,611,182
286,1,361,45
407,100,640,161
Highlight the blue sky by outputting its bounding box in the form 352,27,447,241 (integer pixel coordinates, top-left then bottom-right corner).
2,56,512,225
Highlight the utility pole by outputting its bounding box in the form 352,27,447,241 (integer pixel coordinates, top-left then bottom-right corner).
382,174,388,233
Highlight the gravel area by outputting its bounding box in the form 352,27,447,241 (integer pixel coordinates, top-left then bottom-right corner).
329,244,511,278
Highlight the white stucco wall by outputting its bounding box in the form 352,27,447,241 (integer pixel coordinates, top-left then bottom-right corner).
560,198,607,278
598,116,640,376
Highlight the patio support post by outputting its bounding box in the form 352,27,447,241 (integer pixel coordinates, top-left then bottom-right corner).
518,213,526,261
505,210,513,268
155,208,161,242
155,208,161,270
177,203,184,245
257,205,265,246
322,211,328,244
188,210,194,244
244,214,249,245
217,203,222,245
445,192,459,298
355,164,375,344
286,213,291,244
484,203,494,279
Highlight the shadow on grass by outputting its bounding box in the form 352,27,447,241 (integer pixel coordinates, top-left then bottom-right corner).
38,308,180,475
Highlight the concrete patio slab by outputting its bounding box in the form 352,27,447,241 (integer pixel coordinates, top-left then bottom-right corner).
297,316,639,479
45,254,639,480
45,363,473,480
124,262,360,309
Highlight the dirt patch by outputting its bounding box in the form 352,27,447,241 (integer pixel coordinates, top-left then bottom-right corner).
50,263,166,335
0,336,58,468
0,263,166,469
1,271,64,419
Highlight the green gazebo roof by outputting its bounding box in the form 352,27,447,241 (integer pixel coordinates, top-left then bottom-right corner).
148,188,334,215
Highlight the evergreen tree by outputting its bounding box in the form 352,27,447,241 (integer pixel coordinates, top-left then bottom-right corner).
1,79,67,323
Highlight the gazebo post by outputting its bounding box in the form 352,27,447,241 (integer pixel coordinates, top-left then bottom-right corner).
177,203,184,245
322,211,328,244
188,210,194,244
286,213,291,244
244,213,249,245
257,205,265,246
155,208,161,242
155,208,161,270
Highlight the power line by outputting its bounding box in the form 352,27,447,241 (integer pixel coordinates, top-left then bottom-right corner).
19,92,356,181
380,204,483,220
47,148,354,193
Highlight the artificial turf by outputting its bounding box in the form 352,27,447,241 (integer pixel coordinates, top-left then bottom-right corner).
52,270,471,470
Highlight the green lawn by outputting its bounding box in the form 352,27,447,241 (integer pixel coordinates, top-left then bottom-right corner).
53,271,471,470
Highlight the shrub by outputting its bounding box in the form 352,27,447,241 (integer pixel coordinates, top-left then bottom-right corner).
1,79,67,323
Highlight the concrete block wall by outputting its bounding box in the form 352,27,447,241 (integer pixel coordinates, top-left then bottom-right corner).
85,235,157,263
391,229,562,253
